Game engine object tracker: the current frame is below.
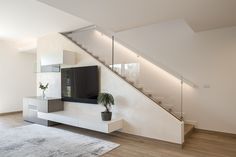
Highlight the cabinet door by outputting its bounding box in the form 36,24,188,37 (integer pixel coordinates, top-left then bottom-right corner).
41,51,63,66
37,100,48,113
48,100,64,112
23,99,38,123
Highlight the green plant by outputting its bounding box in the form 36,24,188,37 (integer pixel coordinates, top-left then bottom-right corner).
97,93,114,112
39,82,49,91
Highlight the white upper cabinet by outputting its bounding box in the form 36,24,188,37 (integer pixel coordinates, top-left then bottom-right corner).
40,50,77,66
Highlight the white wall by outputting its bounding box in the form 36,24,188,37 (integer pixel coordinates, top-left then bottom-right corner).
37,33,184,144
0,40,36,113
116,20,236,134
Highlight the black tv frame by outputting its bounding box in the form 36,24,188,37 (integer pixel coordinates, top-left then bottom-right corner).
61,65,99,104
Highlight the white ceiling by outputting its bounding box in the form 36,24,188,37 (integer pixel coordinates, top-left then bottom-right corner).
0,0,91,49
38,0,236,32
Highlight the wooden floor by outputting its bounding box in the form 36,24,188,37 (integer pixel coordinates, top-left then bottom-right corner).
0,113,236,157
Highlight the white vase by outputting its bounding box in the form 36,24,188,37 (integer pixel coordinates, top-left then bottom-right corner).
42,90,46,99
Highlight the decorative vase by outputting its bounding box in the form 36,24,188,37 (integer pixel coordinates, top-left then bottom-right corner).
42,90,46,99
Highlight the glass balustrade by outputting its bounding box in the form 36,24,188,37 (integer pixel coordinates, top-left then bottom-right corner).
66,27,187,120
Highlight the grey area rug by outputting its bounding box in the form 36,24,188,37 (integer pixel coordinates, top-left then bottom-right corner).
0,124,119,157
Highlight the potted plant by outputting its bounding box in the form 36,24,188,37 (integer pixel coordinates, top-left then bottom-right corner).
39,82,49,99
97,93,114,121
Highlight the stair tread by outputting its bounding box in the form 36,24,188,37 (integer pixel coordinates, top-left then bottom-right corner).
184,124,194,136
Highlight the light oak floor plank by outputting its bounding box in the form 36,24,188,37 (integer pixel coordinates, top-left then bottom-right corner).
0,113,235,157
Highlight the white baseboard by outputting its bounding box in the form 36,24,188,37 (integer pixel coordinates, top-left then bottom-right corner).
0,110,22,116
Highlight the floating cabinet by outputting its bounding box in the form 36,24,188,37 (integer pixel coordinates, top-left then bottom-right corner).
23,97,64,126
38,111,123,133
40,50,77,66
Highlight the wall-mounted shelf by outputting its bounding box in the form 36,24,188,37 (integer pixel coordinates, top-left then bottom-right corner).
40,50,77,66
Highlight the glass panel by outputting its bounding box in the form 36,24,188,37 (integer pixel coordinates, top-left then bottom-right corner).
69,28,112,66
113,37,182,119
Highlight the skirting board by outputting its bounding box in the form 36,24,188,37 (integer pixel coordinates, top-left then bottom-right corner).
0,111,22,116
185,121,236,136
195,129,236,138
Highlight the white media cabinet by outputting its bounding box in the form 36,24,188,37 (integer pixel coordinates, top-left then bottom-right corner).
38,111,123,133
23,97,123,133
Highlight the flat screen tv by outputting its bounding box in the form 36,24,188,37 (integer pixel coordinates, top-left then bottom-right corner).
61,66,99,104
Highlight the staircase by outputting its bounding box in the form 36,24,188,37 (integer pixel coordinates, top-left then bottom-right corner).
61,32,182,122
61,27,198,143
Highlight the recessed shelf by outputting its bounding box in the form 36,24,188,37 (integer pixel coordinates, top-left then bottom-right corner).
40,64,61,73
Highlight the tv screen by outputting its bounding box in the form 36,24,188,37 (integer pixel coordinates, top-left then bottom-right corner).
61,66,99,104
